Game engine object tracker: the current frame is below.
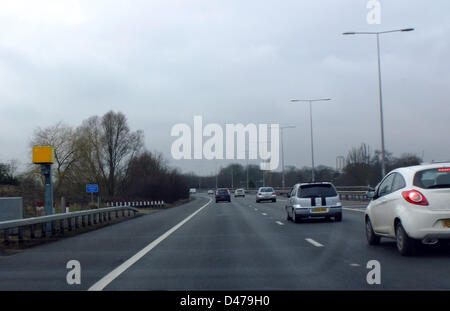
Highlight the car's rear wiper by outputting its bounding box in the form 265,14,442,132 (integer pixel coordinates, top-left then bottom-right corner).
427,184,450,189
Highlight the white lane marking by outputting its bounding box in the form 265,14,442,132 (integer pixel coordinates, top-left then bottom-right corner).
88,198,212,291
350,263,361,267
254,208,258,211
262,213,267,216
276,221,284,226
343,207,366,213
305,238,324,247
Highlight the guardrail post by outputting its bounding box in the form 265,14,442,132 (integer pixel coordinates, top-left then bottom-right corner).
93,213,97,224
60,219,64,234
82,215,86,227
41,223,46,238
18,226,23,244
51,221,56,236
103,212,107,222
122,209,125,217
3,229,9,245
115,210,118,218
108,212,111,221
30,225,35,239
75,217,79,229
68,218,72,232
88,215,92,226
128,209,131,217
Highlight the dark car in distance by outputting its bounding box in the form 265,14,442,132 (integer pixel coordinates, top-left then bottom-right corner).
215,188,231,203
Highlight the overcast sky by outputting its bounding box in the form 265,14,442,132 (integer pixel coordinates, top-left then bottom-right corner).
0,0,449,175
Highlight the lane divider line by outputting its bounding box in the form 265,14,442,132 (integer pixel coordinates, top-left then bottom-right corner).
305,238,324,247
276,221,284,226
342,207,366,213
88,197,212,291
262,213,267,216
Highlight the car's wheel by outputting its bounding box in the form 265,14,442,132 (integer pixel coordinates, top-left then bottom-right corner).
365,218,380,245
292,210,299,223
325,216,331,221
396,222,415,256
286,209,291,221
256,200,259,203
215,200,218,203
272,199,276,203
335,213,342,222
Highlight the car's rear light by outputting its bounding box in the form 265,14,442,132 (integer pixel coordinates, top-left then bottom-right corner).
272,192,276,195
216,190,219,195
438,168,450,172
227,189,230,194
402,190,429,206
258,193,262,196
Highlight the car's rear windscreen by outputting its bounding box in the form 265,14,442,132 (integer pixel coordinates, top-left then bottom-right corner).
217,189,229,194
298,184,337,198
260,188,274,192
413,168,450,189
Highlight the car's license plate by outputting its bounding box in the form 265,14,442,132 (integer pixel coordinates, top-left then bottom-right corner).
442,219,450,228
312,208,327,213
264,196,271,199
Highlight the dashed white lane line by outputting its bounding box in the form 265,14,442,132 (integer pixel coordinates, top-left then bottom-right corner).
88,198,213,291
343,207,366,213
276,221,284,226
305,238,324,247
350,263,361,267
262,213,267,216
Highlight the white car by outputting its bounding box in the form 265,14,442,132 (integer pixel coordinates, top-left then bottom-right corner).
189,188,197,194
365,163,450,256
207,189,214,195
256,187,276,203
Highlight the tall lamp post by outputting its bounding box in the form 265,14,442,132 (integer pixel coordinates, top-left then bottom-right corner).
291,98,331,182
343,28,414,178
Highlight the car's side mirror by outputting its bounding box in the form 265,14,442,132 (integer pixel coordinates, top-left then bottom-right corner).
366,191,376,200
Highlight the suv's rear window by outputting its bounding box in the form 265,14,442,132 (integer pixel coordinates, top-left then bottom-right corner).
260,187,274,192
217,189,229,194
413,168,450,189
298,184,337,198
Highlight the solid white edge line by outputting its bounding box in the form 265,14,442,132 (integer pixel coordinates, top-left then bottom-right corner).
305,238,324,247
88,197,212,291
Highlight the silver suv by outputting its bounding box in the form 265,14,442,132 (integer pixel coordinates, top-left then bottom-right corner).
286,182,342,223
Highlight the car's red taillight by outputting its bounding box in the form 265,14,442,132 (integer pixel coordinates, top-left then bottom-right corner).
272,192,276,195
258,193,262,196
402,190,429,206
216,190,219,195
227,189,230,194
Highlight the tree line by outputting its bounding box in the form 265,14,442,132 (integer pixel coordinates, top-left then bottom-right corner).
184,143,422,189
2,111,190,209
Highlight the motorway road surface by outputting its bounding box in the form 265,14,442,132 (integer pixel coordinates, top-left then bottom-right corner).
1,193,450,290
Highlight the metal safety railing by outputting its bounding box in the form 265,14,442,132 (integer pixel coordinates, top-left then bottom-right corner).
0,206,140,245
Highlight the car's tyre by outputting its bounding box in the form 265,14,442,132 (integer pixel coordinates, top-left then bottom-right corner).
396,222,415,256
215,200,218,203
286,210,291,221
292,211,299,223
365,218,381,245
325,216,331,221
335,213,342,222
272,199,276,203
256,200,259,203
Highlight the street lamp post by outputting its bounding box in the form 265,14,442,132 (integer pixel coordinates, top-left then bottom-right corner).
343,28,414,178
291,98,331,183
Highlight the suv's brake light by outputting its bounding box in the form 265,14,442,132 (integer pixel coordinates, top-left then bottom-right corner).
402,190,429,206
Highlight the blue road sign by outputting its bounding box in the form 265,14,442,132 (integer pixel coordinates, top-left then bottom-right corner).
86,184,99,193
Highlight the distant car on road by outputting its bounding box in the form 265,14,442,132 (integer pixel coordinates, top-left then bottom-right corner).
286,182,342,223
215,188,231,203
256,187,276,203
208,189,214,195
189,188,197,194
234,188,245,197
365,163,450,256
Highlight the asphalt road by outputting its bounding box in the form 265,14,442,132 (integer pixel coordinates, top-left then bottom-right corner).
1,193,450,290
